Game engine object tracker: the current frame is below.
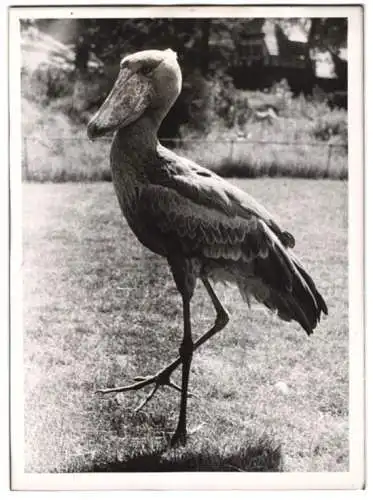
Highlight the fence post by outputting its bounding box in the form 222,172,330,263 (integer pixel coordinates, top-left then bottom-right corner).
229,139,235,163
326,144,333,174
23,136,28,181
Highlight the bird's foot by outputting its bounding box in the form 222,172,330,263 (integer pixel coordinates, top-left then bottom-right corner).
96,366,193,412
170,426,187,447
170,423,204,447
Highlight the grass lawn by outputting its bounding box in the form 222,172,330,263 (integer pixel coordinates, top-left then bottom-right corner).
22,179,348,473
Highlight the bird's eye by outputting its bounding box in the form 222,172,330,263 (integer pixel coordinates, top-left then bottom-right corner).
140,65,153,76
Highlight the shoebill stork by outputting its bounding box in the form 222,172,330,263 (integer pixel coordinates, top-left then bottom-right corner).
87,49,328,446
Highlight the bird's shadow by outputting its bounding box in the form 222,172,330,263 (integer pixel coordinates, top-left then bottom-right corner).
77,437,283,473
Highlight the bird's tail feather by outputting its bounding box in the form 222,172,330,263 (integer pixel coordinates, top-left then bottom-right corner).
291,254,328,317
239,231,328,335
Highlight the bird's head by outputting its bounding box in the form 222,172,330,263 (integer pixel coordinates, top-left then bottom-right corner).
87,49,182,139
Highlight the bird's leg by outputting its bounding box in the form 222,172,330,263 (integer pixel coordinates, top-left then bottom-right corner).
97,278,229,408
199,276,230,339
170,294,193,446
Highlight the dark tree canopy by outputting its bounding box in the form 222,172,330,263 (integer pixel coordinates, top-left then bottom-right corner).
26,17,347,77
21,17,348,136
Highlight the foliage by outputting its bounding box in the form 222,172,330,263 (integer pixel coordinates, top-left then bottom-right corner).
21,17,348,142
26,17,347,77
21,66,74,104
21,89,348,182
279,18,347,52
311,111,348,144
307,18,347,52
20,17,348,180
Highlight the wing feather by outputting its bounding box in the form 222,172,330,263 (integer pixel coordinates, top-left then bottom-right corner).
149,146,295,248
138,184,262,259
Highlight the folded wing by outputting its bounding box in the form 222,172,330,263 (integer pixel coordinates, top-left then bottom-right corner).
138,180,327,335
149,146,295,248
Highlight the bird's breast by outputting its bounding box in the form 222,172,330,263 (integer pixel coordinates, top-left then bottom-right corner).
110,168,169,257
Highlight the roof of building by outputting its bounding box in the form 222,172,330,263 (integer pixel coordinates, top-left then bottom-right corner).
262,20,279,56
245,20,347,79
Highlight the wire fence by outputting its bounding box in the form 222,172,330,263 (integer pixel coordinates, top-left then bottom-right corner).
21,135,348,181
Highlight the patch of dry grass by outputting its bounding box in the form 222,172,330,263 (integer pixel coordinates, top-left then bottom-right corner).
179,104,347,180
21,97,347,182
22,179,348,473
175,139,346,180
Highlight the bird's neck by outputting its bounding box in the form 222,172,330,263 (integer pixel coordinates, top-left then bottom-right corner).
110,113,162,200
114,113,160,157
113,88,178,155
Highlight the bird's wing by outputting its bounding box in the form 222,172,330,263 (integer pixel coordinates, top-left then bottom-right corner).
138,183,326,335
150,146,295,248
138,182,272,263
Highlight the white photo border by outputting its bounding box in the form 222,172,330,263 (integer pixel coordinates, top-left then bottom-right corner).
8,3,365,491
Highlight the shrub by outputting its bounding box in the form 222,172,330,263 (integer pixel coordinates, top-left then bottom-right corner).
21,65,348,182
179,70,214,134
311,111,348,144
33,65,74,101
209,72,237,128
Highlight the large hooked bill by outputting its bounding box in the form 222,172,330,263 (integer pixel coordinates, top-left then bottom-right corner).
87,66,152,139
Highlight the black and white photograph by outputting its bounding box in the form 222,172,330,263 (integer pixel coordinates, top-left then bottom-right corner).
9,3,364,491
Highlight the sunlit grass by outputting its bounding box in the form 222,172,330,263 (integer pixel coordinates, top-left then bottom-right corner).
22,179,348,473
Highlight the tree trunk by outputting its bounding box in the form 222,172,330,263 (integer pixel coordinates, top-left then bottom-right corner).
200,20,211,77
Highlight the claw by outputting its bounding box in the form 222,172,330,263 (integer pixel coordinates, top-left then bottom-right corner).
134,384,160,413
96,365,192,411
167,379,195,398
96,356,196,416
95,374,158,395
133,376,150,382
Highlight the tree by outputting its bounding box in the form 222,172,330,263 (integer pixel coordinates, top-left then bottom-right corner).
306,18,347,88
307,18,347,52
200,20,211,76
